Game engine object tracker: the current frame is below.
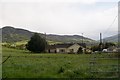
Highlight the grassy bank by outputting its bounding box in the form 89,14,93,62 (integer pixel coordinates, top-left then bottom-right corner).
2,47,119,78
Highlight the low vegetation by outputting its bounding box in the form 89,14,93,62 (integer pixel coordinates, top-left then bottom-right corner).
2,47,119,78
2,40,61,50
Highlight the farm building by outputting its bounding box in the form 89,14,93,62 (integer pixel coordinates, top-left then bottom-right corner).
46,43,86,54
107,46,118,52
107,47,120,53
102,46,120,53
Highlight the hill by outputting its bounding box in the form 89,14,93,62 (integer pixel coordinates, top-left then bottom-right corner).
1,26,33,42
103,34,119,43
1,26,96,44
46,34,95,43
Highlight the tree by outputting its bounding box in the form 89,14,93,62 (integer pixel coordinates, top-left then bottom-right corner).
91,45,99,52
104,42,116,49
77,47,83,54
26,33,47,53
98,42,104,51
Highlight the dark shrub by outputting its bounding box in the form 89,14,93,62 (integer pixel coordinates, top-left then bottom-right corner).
26,33,47,53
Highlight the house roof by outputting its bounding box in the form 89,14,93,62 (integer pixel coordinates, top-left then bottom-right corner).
77,43,86,48
47,43,73,49
47,43,86,49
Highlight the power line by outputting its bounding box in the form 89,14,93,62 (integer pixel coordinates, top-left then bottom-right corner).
104,15,118,35
103,3,118,35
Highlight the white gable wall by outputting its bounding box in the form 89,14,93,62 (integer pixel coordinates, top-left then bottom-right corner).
56,48,67,53
67,44,81,53
48,43,83,53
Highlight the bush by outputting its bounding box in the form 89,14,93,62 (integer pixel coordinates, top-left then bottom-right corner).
26,33,47,53
77,47,83,54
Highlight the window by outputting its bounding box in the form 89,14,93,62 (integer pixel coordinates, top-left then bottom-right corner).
59,49,65,53
69,49,74,53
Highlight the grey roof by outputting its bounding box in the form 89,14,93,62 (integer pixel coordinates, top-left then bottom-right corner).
47,43,86,49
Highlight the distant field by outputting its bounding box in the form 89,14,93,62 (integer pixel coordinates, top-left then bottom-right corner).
2,40,62,47
2,47,119,78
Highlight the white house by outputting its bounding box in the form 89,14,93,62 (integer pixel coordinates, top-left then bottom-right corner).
46,43,86,54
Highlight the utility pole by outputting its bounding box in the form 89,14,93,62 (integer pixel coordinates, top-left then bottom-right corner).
81,33,84,54
45,32,47,52
99,33,102,52
82,33,83,44
100,33,102,44
45,32,46,40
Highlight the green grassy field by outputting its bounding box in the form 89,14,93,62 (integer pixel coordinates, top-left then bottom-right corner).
2,47,119,78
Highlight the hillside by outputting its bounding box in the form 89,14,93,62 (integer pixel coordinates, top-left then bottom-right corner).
1,26,95,43
46,34,94,43
1,26,33,42
103,34,119,43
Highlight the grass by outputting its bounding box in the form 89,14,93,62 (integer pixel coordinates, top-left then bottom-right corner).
2,47,119,78
15,40,28,46
15,40,62,45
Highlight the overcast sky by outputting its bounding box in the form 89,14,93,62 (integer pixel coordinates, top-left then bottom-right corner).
0,0,119,40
